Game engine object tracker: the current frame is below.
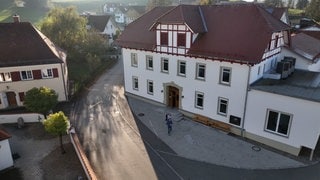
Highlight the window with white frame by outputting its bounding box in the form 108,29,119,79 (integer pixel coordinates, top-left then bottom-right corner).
265,109,292,136
0,72,12,82
147,80,154,95
196,63,205,80
146,55,153,70
217,97,228,116
42,69,53,78
21,70,33,80
132,76,139,90
131,53,138,67
195,91,204,109
219,67,231,85
161,58,169,73
178,60,186,76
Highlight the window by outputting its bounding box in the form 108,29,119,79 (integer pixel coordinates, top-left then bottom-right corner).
217,97,228,116
274,35,279,48
42,69,53,78
0,72,12,82
161,58,169,73
220,67,231,85
20,70,33,80
146,56,153,70
195,91,204,109
132,76,138,90
178,61,186,76
258,66,261,75
196,63,205,80
177,33,186,47
160,32,168,46
131,53,138,67
147,80,154,95
265,109,292,136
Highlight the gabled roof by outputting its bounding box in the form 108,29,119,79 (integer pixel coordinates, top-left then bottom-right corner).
150,5,207,33
0,22,66,67
87,15,111,32
117,4,290,64
291,33,320,61
0,129,11,141
267,7,287,20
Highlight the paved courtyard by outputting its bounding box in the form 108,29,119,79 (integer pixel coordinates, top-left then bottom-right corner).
0,123,86,180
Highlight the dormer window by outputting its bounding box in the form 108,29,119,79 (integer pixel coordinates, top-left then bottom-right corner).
177,33,186,47
160,32,168,46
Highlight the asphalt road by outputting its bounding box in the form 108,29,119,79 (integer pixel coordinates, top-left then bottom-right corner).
73,56,320,180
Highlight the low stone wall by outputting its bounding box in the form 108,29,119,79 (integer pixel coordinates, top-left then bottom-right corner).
69,129,98,180
0,113,44,124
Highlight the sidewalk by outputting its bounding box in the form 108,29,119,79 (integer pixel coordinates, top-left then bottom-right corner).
127,96,307,170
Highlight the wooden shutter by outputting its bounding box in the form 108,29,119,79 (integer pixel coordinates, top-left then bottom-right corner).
11,71,21,81
19,92,25,102
32,70,42,79
53,68,59,78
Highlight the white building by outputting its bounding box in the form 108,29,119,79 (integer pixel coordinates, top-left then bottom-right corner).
0,129,13,171
116,4,320,159
0,16,69,109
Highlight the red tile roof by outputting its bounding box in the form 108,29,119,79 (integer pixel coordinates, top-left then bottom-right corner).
291,33,320,61
87,15,111,32
116,4,290,64
0,129,11,141
0,22,66,67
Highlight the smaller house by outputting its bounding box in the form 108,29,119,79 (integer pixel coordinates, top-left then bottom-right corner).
125,6,146,24
0,129,13,171
86,14,119,43
103,2,122,14
281,33,320,72
0,15,69,109
266,7,290,25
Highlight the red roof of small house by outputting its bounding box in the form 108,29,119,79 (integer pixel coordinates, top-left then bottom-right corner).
116,4,290,65
270,7,287,20
291,33,320,61
0,129,11,141
87,15,111,32
0,22,66,68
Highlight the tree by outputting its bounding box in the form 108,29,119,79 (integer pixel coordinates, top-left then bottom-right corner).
305,0,320,22
43,111,70,154
296,0,309,9
146,0,173,11
287,0,295,8
39,7,88,53
264,0,284,7
24,87,58,118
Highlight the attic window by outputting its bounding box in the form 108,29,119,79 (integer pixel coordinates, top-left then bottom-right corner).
177,33,186,47
160,32,168,46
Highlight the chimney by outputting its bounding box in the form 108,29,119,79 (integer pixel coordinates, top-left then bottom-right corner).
13,14,20,23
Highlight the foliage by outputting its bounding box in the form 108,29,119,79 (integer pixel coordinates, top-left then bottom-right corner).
296,0,309,9
288,8,305,16
305,0,320,22
286,0,295,8
43,111,70,136
199,0,213,5
146,0,172,11
43,111,70,154
39,6,87,52
24,87,58,117
264,0,284,7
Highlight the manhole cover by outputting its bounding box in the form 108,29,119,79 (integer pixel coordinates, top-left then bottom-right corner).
252,145,261,152
138,113,145,117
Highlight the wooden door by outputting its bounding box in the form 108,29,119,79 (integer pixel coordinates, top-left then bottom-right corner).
6,92,17,106
168,86,179,108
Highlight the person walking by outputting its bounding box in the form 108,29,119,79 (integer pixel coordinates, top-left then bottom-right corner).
165,113,173,135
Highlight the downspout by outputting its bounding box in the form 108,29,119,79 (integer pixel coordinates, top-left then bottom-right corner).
241,63,251,137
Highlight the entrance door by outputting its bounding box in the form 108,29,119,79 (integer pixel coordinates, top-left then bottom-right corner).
6,92,17,106
168,86,179,108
